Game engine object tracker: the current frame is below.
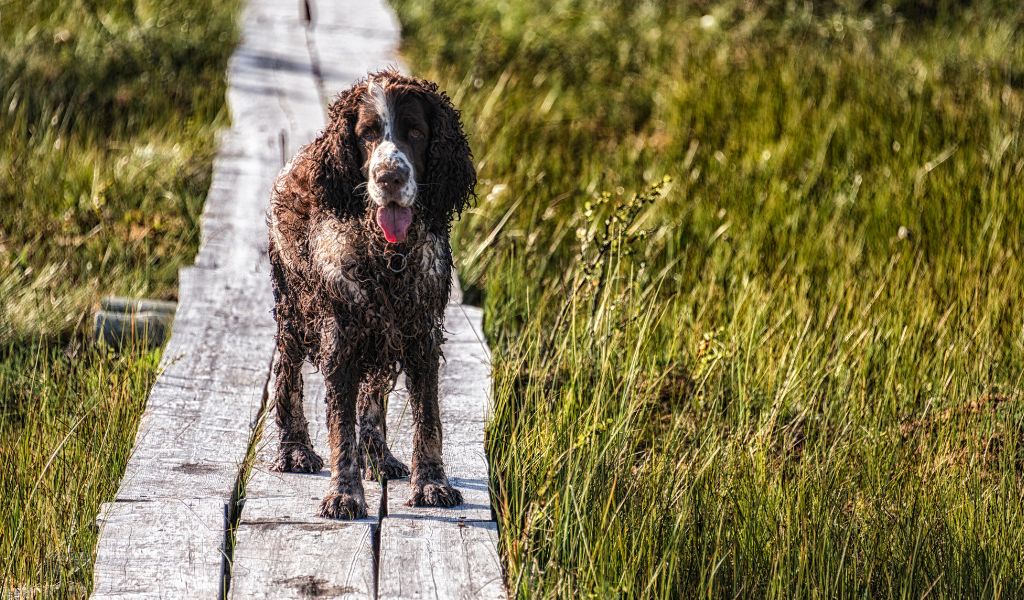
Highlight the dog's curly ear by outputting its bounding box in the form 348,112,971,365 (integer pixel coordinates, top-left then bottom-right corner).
417,80,477,229
309,83,367,219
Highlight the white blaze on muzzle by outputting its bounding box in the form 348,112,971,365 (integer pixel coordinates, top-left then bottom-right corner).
366,82,417,209
366,80,417,244
370,141,416,208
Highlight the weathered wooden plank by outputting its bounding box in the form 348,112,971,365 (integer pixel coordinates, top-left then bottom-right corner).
91,0,325,594
230,523,375,600
443,304,487,346
378,519,506,600
307,0,403,95
92,499,227,599
196,0,325,273
231,366,379,597
114,269,275,502
92,269,275,594
92,268,274,593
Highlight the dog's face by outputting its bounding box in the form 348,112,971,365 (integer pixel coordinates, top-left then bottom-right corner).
356,82,431,244
313,71,476,243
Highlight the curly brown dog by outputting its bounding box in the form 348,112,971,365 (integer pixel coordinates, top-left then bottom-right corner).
266,70,475,519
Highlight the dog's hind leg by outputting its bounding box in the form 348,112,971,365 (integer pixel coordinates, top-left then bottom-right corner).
357,372,410,481
270,324,324,474
406,348,463,508
319,362,369,519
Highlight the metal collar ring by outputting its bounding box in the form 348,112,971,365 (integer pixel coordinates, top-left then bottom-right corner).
388,253,407,273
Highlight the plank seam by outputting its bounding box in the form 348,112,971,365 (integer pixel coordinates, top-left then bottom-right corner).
219,347,276,599
302,0,331,111
90,0,324,594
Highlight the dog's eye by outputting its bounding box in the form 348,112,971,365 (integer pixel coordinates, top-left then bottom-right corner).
408,128,424,141
361,129,379,142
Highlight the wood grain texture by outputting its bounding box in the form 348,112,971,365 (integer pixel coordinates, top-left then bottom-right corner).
378,519,506,600
443,304,488,348
93,270,276,596
92,499,227,599
91,0,322,594
116,270,275,502
306,0,403,94
230,523,376,600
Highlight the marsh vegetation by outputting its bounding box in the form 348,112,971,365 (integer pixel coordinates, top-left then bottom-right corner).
392,0,1024,596
0,0,238,594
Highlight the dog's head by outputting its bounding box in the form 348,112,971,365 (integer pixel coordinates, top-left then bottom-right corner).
312,70,476,243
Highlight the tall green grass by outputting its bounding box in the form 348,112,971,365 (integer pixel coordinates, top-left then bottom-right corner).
0,0,238,595
392,0,1024,596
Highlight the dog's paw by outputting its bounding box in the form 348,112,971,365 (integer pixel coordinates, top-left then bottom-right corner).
271,444,324,474
318,492,368,520
408,482,463,507
363,453,411,481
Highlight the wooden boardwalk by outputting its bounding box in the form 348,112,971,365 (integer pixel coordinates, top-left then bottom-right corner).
90,0,505,598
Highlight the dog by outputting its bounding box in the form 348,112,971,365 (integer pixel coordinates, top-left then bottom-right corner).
266,70,475,519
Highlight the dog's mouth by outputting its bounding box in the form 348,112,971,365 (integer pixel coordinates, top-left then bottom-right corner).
376,203,413,244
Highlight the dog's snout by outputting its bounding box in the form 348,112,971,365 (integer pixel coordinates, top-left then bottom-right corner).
368,141,416,206
374,164,409,191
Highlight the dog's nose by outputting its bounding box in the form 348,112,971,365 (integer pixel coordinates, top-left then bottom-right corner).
373,165,409,193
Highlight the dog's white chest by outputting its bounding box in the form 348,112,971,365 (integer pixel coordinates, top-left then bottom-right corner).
415,232,449,278
309,218,366,302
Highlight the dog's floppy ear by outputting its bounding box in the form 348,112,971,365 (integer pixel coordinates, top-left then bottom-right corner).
416,79,476,229
309,82,367,219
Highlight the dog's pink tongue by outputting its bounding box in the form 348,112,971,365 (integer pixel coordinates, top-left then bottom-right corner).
376,205,413,244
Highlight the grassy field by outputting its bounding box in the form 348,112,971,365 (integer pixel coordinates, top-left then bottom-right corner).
0,0,238,595
392,0,1024,597
3,0,1022,597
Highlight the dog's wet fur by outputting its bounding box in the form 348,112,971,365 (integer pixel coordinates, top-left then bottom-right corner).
266,70,475,519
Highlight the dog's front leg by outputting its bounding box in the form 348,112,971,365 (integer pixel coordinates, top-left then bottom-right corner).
406,350,463,507
319,365,369,519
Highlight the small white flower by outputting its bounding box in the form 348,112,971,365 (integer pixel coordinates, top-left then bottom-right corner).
486,183,508,203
